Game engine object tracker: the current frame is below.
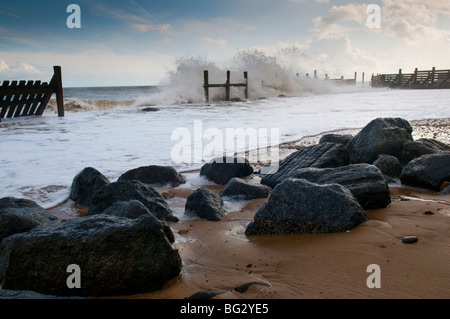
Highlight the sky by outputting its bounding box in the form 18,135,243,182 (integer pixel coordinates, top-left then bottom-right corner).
0,0,449,87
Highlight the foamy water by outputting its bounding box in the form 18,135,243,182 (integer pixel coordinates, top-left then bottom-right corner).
1,87,449,209
1,53,450,210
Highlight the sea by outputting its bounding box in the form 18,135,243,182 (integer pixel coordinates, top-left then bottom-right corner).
1,56,450,213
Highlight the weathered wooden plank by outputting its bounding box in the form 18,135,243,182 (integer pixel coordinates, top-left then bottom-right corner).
27,81,42,115
0,81,11,118
6,81,19,118
13,81,28,117
20,81,36,116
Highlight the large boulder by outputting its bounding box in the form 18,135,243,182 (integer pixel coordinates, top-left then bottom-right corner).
319,133,353,145
101,200,175,243
87,180,178,222
260,142,349,188
372,154,403,178
200,156,254,185
347,118,413,164
219,177,269,200
289,164,391,210
0,197,57,242
118,165,186,187
185,187,227,221
400,153,450,191
245,178,368,235
0,214,182,297
70,167,110,207
399,138,450,164
0,289,83,299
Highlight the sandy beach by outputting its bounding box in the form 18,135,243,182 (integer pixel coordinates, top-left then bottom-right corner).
59,118,450,300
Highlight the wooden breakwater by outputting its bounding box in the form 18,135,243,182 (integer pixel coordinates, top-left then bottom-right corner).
371,67,450,89
204,70,248,103
0,66,64,121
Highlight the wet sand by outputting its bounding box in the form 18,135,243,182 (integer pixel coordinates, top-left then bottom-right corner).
106,118,450,299
51,118,450,299
110,185,449,300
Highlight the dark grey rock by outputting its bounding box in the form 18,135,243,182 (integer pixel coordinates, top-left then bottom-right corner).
261,142,349,188
0,197,57,242
400,153,450,191
282,164,391,210
372,154,403,178
185,290,225,299
219,178,269,200
118,165,186,187
200,156,254,185
347,117,413,164
102,200,175,243
399,138,450,164
438,184,450,196
0,214,181,297
70,167,110,207
0,289,84,299
185,187,227,221
245,178,368,235
102,199,151,219
319,133,353,145
402,236,418,244
86,180,178,222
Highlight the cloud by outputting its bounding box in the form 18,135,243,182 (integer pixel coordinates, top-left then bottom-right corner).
311,0,450,44
381,0,450,44
200,37,228,47
130,24,171,33
0,49,176,86
312,3,368,37
0,60,42,79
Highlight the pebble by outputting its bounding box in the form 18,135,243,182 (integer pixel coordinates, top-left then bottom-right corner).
402,236,419,244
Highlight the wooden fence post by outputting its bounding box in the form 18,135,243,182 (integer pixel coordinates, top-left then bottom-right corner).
53,66,64,117
204,70,209,103
225,70,231,101
244,71,248,99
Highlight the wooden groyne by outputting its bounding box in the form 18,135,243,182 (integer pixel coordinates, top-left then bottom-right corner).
371,67,450,89
0,66,64,121
204,70,248,103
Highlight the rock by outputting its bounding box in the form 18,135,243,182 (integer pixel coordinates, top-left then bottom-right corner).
102,200,151,219
185,290,225,299
0,197,57,242
70,167,110,207
260,142,349,188
0,214,182,297
101,200,175,243
400,153,450,191
438,184,450,196
285,164,390,210
87,180,178,222
245,178,368,235
0,289,84,299
399,138,450,164
118,165,186,187
372,154,403,178
347,117,413,164
402,236,418,244
219,177,269,200
319,133,353,145
185,187,227,221
142,107,160,112
200,156,254,185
